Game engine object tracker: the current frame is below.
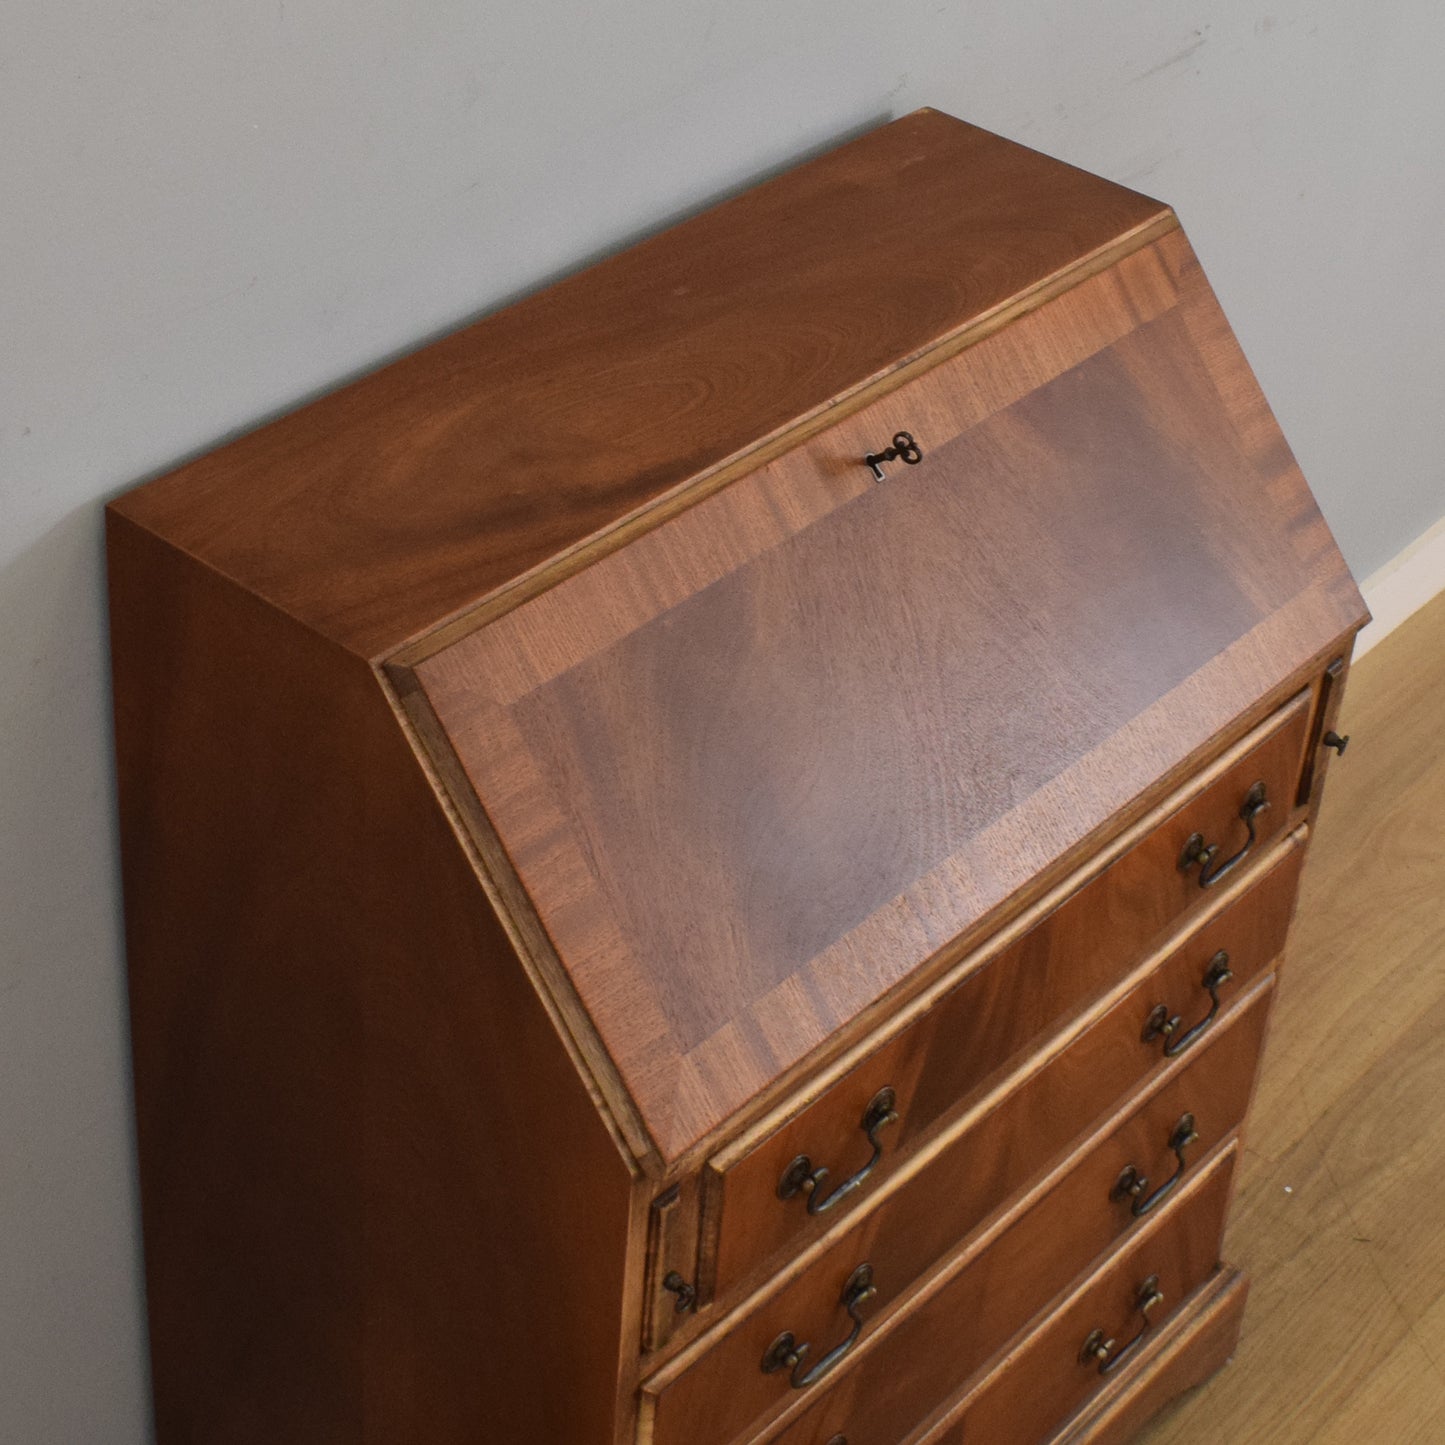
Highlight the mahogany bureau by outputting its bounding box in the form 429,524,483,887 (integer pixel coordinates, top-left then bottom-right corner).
108,109,1367,1444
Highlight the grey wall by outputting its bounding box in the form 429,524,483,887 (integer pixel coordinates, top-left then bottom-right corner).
2,3,1441,1439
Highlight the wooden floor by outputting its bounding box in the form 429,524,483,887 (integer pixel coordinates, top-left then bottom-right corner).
1137,588,1445,1443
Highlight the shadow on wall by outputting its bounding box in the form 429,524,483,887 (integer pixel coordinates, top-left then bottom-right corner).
0,108,901,1445
0,495,153,1440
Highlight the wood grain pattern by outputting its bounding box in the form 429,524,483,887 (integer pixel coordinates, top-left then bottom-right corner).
110,110,1173,660
911,1275,1250,1445
698,823,1305,1307
108,516,637,1445
1032,1271,1247,1445
644,984,1271,1445
643,1180,704,1354
1164,242,1366,640
411,237,1183,699
405,214,1363,1162
1135,593,1445,1443
103,110,1372,1445
761,1147,1238,1445
411,576,1316,1164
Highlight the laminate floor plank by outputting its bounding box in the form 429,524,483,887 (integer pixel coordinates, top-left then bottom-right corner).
1137,588,1445,1444
1313,1333,1445,1445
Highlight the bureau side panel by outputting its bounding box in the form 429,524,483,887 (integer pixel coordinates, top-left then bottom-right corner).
108,512,633,1445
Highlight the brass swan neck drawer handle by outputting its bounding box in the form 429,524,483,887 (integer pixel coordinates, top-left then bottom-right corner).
778,1088,899,1215
1178,781,1270,888
762,1264,877,1390
864,431,923,481
1080,1274,1165,1377
1111,1113,1199,1218
1142,951,1235,1059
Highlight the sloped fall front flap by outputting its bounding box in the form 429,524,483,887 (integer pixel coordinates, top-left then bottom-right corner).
403,226,1363,1164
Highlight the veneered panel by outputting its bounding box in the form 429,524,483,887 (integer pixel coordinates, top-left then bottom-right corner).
409,233,1364,1161
110,110,1171,658
702,827,1306,1303
758,1145,1239,1445
645,988,1271,1445
108,517,635,1444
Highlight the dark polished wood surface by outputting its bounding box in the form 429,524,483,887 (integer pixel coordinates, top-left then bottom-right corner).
108,514,637,1444
701,827,1306,1305
106,110,1368,1444
410,248,1356,1154
762,1148,1238,1445
646,985,1271,1445
111,110,1172,660
960,1271,1251,1445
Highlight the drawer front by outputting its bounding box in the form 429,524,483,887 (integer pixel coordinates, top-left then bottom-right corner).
912,1274,1245,1445
642,980,1272,1445
759,1142,1238,1445
1039,1270,1250,1445
703,704,1308,1301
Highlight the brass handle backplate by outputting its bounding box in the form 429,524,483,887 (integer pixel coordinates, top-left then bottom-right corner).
761,1264,877,1390
1080,1274,1165,1376
1142,951,1235,1059
1111,1113,1200,1218
778,1088,899,1216
1179,781,1270,888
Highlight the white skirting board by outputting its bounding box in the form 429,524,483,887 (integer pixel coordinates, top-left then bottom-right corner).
1355,512,1445,659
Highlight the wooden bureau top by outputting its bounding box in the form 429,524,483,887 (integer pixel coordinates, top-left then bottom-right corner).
110,109,1172,659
